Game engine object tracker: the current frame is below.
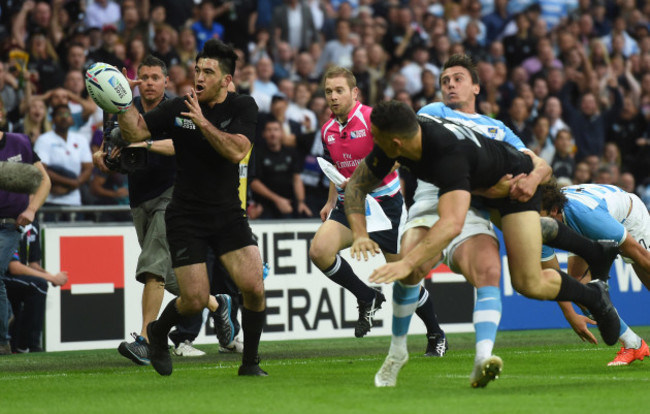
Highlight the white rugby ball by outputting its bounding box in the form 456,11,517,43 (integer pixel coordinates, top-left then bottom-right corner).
85,62,132,114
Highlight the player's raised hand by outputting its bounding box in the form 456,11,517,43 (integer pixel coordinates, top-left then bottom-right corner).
121,67,142,91
181,88,207,127
350,236,381,261
368,261,413,284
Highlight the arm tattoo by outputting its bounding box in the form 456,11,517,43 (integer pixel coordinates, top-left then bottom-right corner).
540,217,559,243
344,160,382,216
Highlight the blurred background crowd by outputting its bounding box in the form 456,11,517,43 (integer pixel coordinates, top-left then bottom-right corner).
1,0,650,221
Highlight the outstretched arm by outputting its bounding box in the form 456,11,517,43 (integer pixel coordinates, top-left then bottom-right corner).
344,159,383,260
369,189,470,284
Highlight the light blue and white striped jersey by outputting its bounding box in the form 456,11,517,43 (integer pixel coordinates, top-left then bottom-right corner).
541,184,630,260
418,102,527,150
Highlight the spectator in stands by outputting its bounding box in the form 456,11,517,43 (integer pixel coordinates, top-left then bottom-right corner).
573,160,592,185
34,104,92,215
400,45,440,97
300,98,331,215
5,222,68,353
430,34,451,69
125,38,147,81
502,12,536,69
119,3,148,46
0,61,22,127
253,57,279,107
502,96,533,146
152,24,180,69
285,81,317,136
176,27,198,70
412,69,439,112
27,29,64,93
383,5,427,69
0,128,51,356
608,96,646,169
543,96,570,140
250,119,312,219
562,72,623,162
192,0,224,53
317,19,355,76
238,63,270,112
458,0,487,46
521,37,563,77
528,115,555,164
64,42,88,73
550,129,576,182
270,0,318,53
594,165,616,185
602,16,639,58
618,172,636,194
248,28,272,66
15,98,50,144
62,70,102,139
85,0,121,29
88,24,125,70
482,0,510,44
272,41,295,81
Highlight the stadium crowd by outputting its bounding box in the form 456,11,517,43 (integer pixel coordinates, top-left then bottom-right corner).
2,0,650,355
0,0,649,219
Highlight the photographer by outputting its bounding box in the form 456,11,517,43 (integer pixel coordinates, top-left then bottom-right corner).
93,56,191,363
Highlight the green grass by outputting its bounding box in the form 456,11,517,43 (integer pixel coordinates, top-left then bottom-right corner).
2,327,650,414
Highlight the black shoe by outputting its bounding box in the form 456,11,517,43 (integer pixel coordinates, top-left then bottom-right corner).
146,321,173,376
118,333,150,366
585,280,620,346
212,294,235,347
424,332,448,357
238,356,269,376
355,289,386,338
589,240,620,281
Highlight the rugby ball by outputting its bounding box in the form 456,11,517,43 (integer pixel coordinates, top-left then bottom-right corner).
85,62,132,114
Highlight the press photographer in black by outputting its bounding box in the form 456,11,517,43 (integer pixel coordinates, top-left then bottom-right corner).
93,56,184,365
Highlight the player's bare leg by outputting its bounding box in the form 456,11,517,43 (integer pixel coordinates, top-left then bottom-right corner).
453,235,503,388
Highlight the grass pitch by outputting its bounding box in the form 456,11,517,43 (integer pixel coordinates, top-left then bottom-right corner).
2,327,649,414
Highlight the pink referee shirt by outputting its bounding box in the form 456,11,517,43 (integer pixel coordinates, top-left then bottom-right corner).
321,101,400,201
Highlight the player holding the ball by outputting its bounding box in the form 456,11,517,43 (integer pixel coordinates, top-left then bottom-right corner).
117,39,266,377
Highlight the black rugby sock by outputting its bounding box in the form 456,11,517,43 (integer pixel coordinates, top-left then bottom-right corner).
242,307,265,364
545,220,603,266
415,286,444,335
323,254,375,303
554,269,599,308
152,298,182,338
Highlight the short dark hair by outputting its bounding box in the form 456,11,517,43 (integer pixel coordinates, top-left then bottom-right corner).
196,39,238,77
138,55,168,76
52,104,71,116
370,100,419,139
441,54,480,85
540,181,568,213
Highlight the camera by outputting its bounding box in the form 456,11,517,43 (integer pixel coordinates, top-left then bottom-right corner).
103,120,148,174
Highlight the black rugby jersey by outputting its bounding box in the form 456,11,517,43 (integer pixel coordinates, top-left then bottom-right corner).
366,114,533,197
143,92,258,213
